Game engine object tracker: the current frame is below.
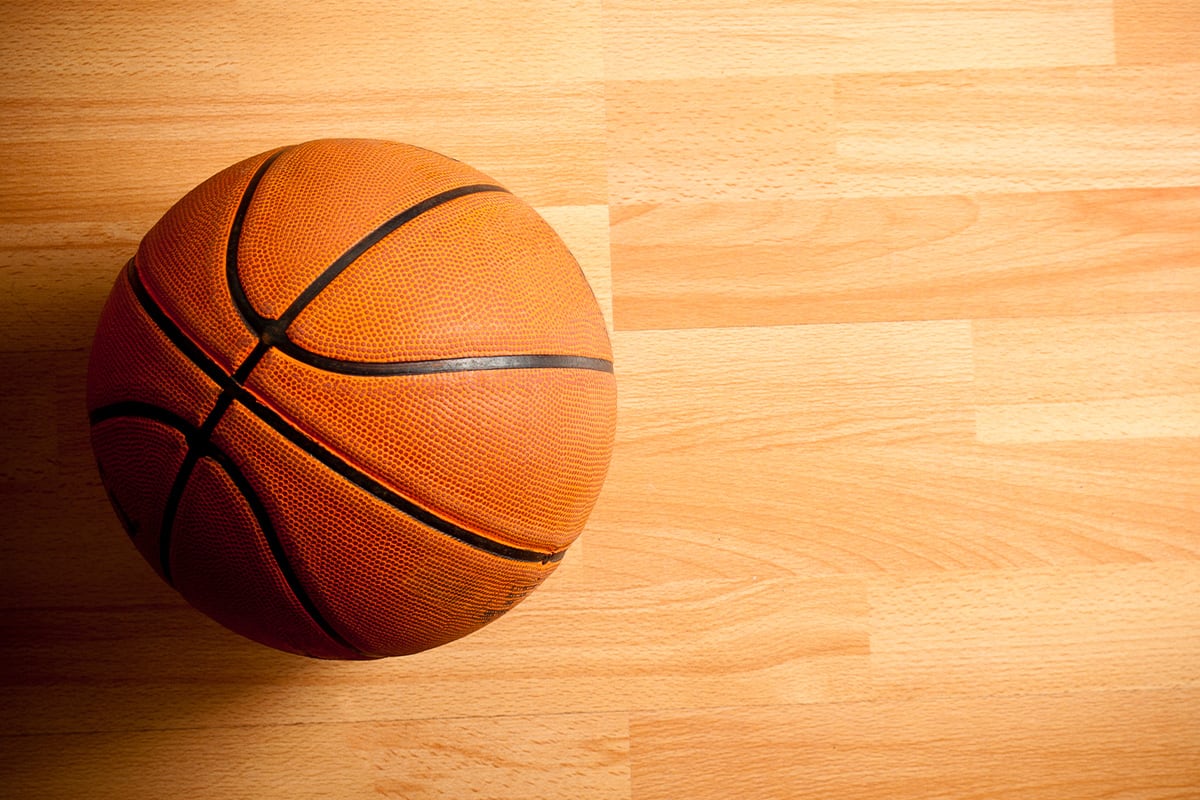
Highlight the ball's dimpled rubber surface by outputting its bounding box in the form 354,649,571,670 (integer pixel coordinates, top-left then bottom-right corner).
209,403,562,657
170,456,364,660
245,350,617,552
89,418,190,580
87,272,222,429
288,191,611,363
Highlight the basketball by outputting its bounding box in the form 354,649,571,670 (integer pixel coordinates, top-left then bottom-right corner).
86,139,617,659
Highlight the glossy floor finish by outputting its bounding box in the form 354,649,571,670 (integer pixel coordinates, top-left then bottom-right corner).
1,2,1198,798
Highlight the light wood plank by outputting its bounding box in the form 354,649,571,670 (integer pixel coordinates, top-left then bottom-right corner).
603,0,1115,80
581,325,1199,589
0,0,240,99
605,75,836,206
869,561,1200,696
591,431,1200,588
835,63,1200,197
606,65,1200,205
611,187,1200,330
0,712,630,800
630,689,1200,800
974,312,1200,443
974,313,1200,405
236,0,604,92
976,394,1200,444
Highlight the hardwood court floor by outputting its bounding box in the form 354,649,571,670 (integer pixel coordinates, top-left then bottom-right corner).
1,2,1197,798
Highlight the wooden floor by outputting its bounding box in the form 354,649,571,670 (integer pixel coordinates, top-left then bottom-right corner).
2,2,1199,798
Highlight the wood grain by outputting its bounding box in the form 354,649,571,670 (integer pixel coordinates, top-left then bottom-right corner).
2,1,1198,798
605,75,837,205
583,323,1199,589
0,1,605,97
869,562,1200,696
1114,0,1200,65
834,63,1200,197
630,689,1200,800
0,575,870,735
611,186,1200,330
603,0,1115,79
605,64,1200,205
0,712,630,800
974,312,1200,443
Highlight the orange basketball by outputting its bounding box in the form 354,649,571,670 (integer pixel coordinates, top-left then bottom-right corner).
86,139,616,659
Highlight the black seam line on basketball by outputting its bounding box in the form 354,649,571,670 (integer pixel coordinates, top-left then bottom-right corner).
232,341,271,384
158,391,237,584
116,260,560,564
158,452,200,586
231,390,567,565
126,261,234,392
270,183,509,333
128,257,267,391
120,184,559,565
84,400,371,658
90,400,196,551
226,148,290,335
269,345,616,376
92,398,566,565
89,401,196,432
201,444,370,658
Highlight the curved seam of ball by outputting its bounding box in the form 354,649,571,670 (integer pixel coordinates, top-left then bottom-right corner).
119,262,570,566
87,399,372,658
230,389,571,565
225,153,505,349
222,152,613,375
201,443,372,658
224,147,289,334
271,347,614,376
158,392,237,582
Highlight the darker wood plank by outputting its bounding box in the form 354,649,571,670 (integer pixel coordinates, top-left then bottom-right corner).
1114,0,1200,65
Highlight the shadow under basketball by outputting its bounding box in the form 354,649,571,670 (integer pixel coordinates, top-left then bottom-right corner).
0,265,321,753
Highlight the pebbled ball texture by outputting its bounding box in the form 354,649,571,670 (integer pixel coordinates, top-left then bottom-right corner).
86,139,617,659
